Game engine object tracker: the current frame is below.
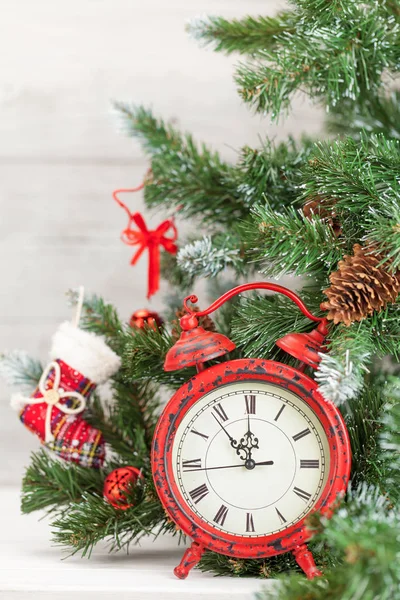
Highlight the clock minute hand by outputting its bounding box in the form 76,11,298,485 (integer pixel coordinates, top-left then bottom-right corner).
211,413,239,447
187,461,274,472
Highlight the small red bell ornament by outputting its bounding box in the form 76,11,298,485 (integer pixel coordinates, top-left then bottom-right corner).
10,295,121,468
103,466,143,510
153,282,351,581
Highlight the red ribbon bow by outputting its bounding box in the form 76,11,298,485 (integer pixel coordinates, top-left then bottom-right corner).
113,186,178,299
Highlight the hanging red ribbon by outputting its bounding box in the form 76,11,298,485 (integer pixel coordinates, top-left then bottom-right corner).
113,184,178,299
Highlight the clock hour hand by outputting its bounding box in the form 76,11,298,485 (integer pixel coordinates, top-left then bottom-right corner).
236,413,259,461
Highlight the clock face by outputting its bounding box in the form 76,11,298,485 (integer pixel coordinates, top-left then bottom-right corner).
171,381,330,538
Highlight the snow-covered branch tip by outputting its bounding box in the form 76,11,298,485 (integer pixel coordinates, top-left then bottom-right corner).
177,236,240,278
315,351,369,405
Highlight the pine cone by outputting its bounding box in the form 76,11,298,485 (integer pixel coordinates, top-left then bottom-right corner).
303,195,342,237
171,306,216,341
321,244,400,326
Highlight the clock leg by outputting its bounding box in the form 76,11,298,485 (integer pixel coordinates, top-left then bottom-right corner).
292,544,323,579
174,541,205,579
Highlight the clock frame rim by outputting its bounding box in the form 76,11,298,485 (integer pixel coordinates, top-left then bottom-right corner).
151,358,351,559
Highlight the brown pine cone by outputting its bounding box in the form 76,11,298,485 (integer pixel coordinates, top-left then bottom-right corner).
303,195,342,237
321,244,400,326
171,306,216,341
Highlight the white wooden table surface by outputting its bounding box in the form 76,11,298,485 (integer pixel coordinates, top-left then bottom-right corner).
0,488,275,600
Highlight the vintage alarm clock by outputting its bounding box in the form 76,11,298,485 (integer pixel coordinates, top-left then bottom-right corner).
151,283,351,579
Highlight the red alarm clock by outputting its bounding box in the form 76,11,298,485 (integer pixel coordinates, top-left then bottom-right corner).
152,283,351,580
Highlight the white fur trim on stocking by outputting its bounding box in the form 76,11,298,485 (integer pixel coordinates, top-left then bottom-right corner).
50,322,121,384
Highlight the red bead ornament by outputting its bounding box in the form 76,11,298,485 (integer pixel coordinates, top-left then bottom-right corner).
103,467,142,510
130,309,164,331
113,184,178,299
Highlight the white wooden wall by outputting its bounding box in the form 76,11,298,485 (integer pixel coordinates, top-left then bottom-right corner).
0,0,324,484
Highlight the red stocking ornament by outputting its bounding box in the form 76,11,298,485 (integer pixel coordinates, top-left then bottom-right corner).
11,322,121,468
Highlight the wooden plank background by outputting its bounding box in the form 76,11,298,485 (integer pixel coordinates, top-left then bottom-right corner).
0,0,324,484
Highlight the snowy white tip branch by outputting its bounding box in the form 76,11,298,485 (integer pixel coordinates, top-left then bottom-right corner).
177,236,240,278
315,351,369,405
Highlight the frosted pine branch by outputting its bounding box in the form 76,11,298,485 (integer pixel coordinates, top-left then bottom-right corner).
185,16,213,47
0,351,42,393
315,351,368,405
177,236,240,278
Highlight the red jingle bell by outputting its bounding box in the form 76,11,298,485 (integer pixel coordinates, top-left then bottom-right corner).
103,466,142,510
130,309,164,331
164,313,235,372
276,321,328,369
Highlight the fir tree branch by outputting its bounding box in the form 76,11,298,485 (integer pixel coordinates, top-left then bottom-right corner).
231,292,323,359
341,385,388,490
114,103,244,226
122,326,196,389
317,322,374,401
235,4,400,119
379,401,400,505
21,450,104,514
0,351,42,392
302,135,400,218
246,202,345,278
237,136,314,210
67,290,126,354
51,479,173,557
365,198,400,272
264,484,399,600
160,251,195,292
187,13,298,55
177,235,243,279
86,382,160,465
327,91,400,141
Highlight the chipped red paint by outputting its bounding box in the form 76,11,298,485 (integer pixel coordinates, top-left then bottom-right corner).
151,359,351,579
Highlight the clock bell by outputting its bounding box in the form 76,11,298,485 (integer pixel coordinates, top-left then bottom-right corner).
164,283,328,373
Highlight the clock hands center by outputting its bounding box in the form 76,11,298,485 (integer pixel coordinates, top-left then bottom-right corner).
186,460,274,473
212,412,260,462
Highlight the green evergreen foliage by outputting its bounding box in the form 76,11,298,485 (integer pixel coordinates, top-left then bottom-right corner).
231,2,400,119
21,450,104,514
115,103,244,227
187,14,299,56
261,484,400,600
4,0,400,594
0,351,42,392
327,91,400,141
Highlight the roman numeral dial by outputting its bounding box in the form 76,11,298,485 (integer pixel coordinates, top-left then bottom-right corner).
293,487,312,502
293,428,311,442
173,383,328,539
245,395,256,414
182,458,202,472
246,512,255,532
190,428,209,441
300,459,320,469
213,403,228,422
189,483,209,504
214,505,229,527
